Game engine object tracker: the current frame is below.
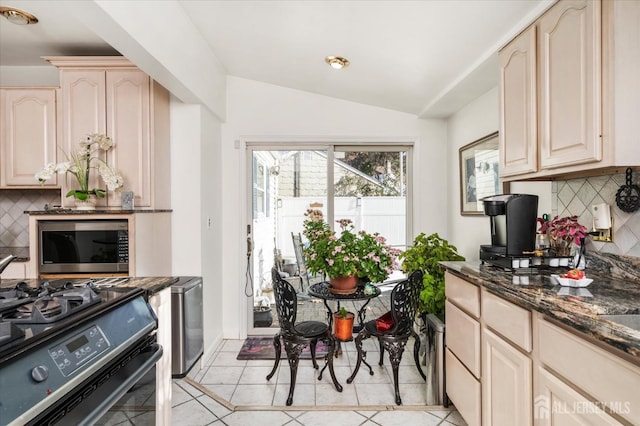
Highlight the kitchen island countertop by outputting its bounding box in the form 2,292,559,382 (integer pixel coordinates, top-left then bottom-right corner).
440,261,640,362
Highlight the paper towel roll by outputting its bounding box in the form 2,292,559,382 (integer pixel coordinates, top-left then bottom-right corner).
592,203,611,229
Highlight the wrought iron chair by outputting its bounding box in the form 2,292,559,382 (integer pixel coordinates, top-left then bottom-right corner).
266,268,342,405
346,270,426,405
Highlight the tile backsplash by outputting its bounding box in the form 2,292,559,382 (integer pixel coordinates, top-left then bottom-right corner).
0,190,60,247
552,173,640,258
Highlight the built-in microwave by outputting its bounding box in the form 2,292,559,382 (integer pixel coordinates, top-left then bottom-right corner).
38,220,129,274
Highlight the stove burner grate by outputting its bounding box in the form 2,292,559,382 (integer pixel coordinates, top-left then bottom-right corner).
4,287,102,324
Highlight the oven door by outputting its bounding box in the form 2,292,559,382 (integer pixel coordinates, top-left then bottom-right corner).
25,337,162,426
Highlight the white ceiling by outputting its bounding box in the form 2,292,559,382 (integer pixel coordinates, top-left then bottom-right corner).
0,0,551,117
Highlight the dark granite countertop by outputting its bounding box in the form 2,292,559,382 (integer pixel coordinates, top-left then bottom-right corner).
26,209,172,215
0,247,29,262
440,261,640,361
0,276,179,296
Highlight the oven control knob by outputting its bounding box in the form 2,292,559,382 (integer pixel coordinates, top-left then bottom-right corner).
31,365,49,382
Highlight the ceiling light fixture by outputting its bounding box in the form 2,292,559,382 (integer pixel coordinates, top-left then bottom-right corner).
325,56,350,70
0,6,39,25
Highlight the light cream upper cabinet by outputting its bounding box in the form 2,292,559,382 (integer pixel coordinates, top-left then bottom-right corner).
0,88,57,187
47,57,170,209
58,69,106,201
538,0,601,170
499,25,538,177
499,0,640,180
105,70,150,208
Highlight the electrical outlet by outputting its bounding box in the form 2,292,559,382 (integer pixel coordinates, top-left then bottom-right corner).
207,217,212,229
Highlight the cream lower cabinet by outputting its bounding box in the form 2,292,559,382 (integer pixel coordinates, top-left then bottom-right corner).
445,272,482,426
445,271,638,426
482,328,532,426
0,88,57,187
538,318,639,425
481,289,533,426
537,367,622,425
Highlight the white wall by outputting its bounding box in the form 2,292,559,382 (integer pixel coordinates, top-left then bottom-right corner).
200,106,224,357
170,98,224,360
446,88,500,260
446,87,552,260
0,66,59,87
71,0,227,120
220,76,447,338
170,100,203,275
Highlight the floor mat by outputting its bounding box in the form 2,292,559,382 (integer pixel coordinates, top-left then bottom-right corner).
237,336,329,360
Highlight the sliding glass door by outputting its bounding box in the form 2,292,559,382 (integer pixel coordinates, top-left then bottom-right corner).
247,144,411,335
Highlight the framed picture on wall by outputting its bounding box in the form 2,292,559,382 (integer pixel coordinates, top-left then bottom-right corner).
459,131,508,215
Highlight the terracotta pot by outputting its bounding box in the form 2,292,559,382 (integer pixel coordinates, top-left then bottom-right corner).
329,275,359,294
333,311,355,341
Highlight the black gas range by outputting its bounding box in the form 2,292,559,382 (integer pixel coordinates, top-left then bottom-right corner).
0,278,162,425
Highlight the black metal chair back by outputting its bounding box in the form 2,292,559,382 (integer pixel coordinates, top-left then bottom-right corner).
389,270,423,335
267,268,342,405
271,267,298,334
346,270,425,405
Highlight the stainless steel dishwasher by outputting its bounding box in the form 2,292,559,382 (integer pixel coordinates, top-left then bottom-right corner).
171,276,204,377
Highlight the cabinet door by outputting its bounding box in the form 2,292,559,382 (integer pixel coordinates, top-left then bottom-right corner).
59,70,107,207
446,348,481,426
106,70,150,207
536,367,622,425
538,0,601,169
482,328,532,426
446,300,481,378
1,89,57,187
499,25,538,177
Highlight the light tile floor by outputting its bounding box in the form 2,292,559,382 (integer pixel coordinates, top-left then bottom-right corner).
166,338,467,426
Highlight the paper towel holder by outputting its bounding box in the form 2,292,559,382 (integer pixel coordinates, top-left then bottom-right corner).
590,203,613,242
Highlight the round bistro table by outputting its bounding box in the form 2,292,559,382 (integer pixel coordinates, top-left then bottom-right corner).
307,281,381,333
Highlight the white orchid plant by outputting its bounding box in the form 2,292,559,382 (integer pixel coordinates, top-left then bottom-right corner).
36,133,124,200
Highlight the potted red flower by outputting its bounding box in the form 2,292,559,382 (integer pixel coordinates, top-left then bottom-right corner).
547,215,588,256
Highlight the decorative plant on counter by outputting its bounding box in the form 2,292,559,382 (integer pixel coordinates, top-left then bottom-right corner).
36,133,124,201
301,209,400,284
399,233,464,320
546,215,588,256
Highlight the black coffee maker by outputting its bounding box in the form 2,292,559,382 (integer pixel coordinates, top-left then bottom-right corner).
480,194,538,269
